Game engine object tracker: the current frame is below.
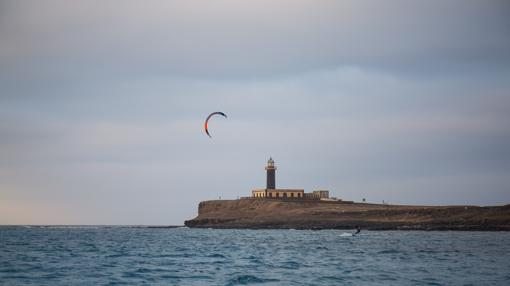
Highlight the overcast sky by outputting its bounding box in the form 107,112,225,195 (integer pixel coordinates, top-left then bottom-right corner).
1,0,509,225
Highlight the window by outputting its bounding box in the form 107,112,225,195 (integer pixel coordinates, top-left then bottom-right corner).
291,193,294,198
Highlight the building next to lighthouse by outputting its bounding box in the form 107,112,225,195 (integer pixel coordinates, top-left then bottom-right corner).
251,157,331,200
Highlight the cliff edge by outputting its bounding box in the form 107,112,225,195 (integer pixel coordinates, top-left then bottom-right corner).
184,199,510,230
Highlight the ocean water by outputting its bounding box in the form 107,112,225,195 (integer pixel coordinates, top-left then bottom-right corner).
1,227,509,285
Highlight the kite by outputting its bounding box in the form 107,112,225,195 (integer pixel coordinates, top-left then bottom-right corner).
204,112,227,138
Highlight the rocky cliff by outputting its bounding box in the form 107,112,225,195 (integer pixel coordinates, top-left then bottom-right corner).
184,199,510,230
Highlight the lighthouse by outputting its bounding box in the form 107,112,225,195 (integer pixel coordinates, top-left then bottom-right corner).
265,157,276,189
251,158,307,199
251,158,330,200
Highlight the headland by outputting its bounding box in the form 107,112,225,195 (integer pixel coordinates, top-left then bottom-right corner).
184,199,510,230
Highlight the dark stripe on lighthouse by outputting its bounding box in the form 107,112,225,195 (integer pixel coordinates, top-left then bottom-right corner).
267,169,275,189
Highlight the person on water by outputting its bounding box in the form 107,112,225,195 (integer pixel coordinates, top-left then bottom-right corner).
353,226,361,236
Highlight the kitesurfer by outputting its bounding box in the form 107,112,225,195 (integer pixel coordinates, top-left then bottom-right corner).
353,226,361,236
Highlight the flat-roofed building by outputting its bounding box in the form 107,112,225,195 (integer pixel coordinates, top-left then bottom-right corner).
252,188,305,199
313,190,329,199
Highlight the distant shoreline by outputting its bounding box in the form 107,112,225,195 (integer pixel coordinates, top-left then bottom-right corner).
185,199,510,231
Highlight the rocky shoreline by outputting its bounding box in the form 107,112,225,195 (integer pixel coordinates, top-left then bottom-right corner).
184,199,510,231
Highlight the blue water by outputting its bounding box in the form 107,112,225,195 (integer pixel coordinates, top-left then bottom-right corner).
1,227,509,285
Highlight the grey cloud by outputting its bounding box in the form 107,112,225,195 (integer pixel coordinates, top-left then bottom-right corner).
1,0,509,83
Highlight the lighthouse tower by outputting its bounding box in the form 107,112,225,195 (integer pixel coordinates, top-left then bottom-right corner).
251,157,305,199
265,157,276,189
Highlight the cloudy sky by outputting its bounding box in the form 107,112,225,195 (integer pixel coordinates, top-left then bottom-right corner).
1,0,509,225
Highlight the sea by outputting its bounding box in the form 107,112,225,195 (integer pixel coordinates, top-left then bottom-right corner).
1,226,509,285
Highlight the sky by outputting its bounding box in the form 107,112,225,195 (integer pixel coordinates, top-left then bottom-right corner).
1,0,509,225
